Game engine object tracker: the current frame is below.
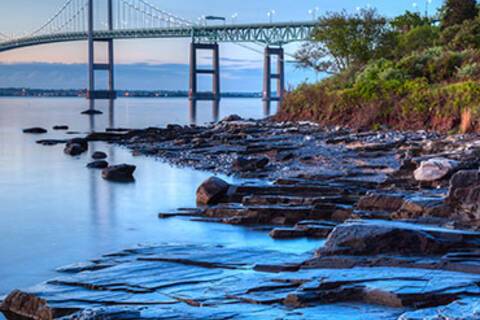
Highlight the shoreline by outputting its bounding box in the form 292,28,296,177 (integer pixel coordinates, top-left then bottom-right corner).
3,116,480,319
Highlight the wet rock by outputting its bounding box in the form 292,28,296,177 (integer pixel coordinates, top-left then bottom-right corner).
36,139,67,146
0,290,53,320
81,109,103,115
269,228,307,239
86,132,128,142
447,170,480,221
102,164,136,182
23,127,47,134
413,158,459,182
318,220,479,256
357,193,405,212
92,151,108,160
196,177,230,205
87,160,109,169
233,156,269,172
64,138,88,156
399,297,480,320
52,125,68,130
222,114,243,122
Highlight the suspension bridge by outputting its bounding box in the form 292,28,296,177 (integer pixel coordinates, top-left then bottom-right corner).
0,0,317,112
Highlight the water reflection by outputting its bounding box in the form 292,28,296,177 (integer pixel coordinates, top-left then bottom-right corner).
0,97,305,296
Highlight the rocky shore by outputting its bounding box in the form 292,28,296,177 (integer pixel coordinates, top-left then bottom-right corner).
5,117,480,319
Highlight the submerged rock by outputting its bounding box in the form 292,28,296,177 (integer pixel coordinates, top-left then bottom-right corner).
23,127,47,134
196,177,230,205
102,164,136,182
413,158,459,182
0,290,53,320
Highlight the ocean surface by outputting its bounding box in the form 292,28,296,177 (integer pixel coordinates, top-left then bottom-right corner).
0,97,323,296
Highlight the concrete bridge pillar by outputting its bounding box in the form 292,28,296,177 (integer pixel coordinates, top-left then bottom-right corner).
262,46,285,115
85,0,116,114
189,42,220,102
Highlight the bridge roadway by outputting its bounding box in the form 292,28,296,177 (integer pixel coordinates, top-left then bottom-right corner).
0,21,317,53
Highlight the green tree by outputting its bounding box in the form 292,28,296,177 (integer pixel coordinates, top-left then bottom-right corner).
395,25,440,57
391,11,430,33
295,8,388,74
440,0,478,29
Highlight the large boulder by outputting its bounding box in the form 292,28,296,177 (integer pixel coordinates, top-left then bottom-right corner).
102,164,136,182
196,177,230,205
64,138,88,156
318,220,477,256
413,158,459,182
23,127,47,134
0,290,53,320
447,170,480,221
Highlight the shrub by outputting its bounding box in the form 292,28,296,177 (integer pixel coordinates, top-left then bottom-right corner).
441,18,480,50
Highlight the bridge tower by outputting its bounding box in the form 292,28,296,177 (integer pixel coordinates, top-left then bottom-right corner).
84,0,116,114
189,42,221,102
263,46,285,114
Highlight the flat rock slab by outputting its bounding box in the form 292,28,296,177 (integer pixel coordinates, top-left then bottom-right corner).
319,219,480,256
12,244,480,319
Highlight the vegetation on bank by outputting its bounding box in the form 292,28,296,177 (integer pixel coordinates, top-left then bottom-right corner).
279,0,480,132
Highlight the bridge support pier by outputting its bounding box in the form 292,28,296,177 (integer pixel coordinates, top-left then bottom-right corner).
189,42,220,102
83,0,116,115
263,46,285,116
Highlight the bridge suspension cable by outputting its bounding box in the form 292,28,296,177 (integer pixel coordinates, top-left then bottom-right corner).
0,32,10,41
28,0,88,37
118,0,193,29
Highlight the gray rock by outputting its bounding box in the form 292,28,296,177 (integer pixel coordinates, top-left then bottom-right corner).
413,158,459,182
318,220,479,256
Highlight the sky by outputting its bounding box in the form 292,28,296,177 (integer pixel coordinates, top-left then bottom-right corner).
0,0,445,90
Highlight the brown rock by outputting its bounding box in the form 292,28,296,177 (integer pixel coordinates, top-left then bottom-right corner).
357,194,405,212
196,177,230,205
64,138,88,156
102,164,136,182
0,290,53,320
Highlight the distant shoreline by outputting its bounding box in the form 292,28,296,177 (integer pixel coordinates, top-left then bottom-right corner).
0,88,262,99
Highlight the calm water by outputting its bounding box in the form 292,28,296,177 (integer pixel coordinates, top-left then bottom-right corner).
0,97,322,296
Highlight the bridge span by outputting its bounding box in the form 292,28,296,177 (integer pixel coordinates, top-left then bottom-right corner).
0,0,317,114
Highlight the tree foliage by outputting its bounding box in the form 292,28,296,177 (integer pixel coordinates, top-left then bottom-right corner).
440,0,478,29
295,8,388,74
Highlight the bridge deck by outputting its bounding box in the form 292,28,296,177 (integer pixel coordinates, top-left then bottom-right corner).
0,21,317,53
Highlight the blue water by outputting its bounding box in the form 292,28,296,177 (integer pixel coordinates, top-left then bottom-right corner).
0,97,322,296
